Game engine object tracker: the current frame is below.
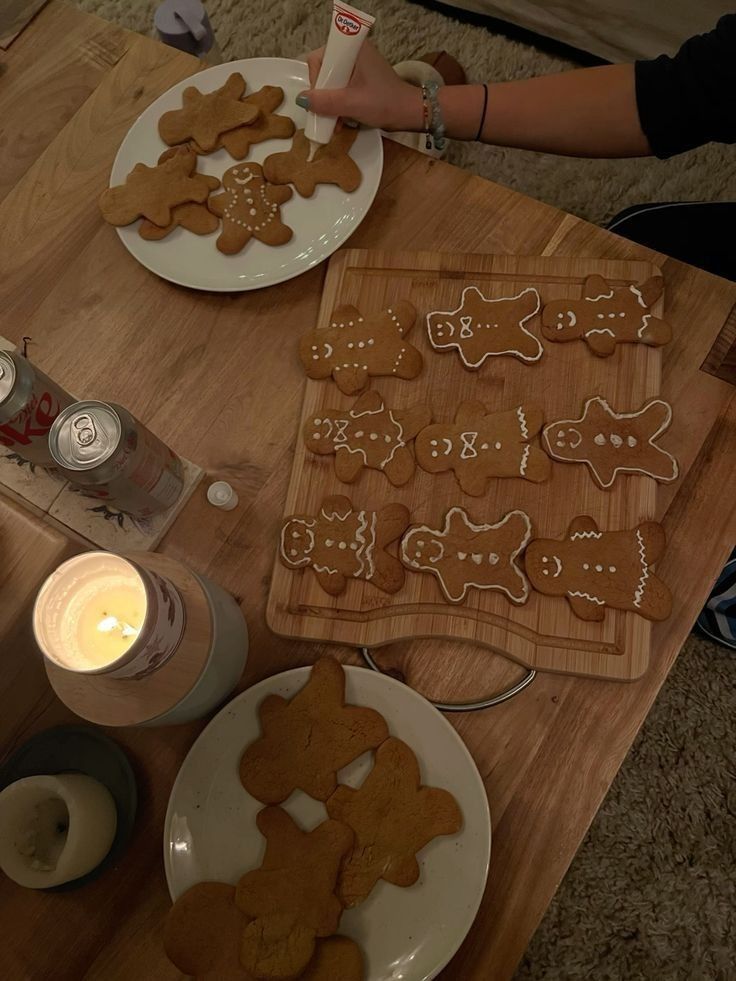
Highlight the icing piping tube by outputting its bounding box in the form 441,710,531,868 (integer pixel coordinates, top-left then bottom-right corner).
305,1,375,153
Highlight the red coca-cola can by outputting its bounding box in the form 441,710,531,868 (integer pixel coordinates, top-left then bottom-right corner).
0,351,74,466
49,400,184,519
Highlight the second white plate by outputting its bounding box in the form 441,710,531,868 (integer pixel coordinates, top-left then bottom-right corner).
109,58,383,291
164,665,491,981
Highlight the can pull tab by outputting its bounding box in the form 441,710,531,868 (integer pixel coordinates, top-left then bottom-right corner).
73,414,97,446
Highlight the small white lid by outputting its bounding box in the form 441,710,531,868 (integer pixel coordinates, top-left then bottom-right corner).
207,481,238,510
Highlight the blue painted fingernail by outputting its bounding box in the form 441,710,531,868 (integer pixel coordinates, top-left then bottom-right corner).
296,94,310,109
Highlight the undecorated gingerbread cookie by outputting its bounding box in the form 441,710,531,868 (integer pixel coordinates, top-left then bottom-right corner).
525,515,672,621
138,147,220,240
303,390,432,486
163,881,252,980
541,274,672,357
264,128,361,197
235,807,353,980
326,737,462,908
400,505,532,605
208,162,293,254
158,72,260,152
215,85,296,158
415,401,550,494
280,495,410,595
99,147,211,227
302,937,364,981
239,657,389,804
543,396,679,488
300,302,422,395
426,286,543,368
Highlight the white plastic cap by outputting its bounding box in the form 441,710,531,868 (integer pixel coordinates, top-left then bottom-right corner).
207,481,238,511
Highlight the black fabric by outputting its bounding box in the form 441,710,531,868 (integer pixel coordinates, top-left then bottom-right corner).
635,14,736,158
608,201,736,282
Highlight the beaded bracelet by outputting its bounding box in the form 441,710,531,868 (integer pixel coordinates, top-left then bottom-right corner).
421,81,446,152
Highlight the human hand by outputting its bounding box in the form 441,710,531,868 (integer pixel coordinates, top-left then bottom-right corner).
298,41,423,132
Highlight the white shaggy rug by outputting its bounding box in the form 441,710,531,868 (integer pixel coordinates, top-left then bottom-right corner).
72,0,735,977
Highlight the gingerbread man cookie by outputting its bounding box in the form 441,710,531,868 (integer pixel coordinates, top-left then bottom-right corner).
400,506,532,605
158,72,260,152
302,937,364,981
326,738,462,908
280,495,410,595
426,286,543,368
239,657,389,804
415,401,551,494
300,302,423,395
99,148,211,227
263,128,361,197
216,86,296,158
303,390,432,487
208,162,293,254
541,274,672,357
138,147,220,240
236,807,354,981
543,396,679,488
525,515,672,621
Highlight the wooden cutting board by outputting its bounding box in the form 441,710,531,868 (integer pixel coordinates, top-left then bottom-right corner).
267,249,672,681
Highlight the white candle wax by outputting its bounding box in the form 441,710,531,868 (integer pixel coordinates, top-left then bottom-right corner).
0,774,117,888
34,553,147,673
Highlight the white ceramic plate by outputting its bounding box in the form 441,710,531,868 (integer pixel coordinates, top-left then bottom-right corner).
164,665,491,981
109,58,383,291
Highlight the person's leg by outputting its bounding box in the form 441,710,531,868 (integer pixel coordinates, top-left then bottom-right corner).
608,201,736,282
609,201,736,648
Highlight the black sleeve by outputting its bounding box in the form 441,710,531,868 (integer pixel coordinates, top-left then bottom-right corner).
635,13,736,158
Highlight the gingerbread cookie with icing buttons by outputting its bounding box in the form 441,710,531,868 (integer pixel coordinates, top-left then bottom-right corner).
300,302,423,395
158,72,260,152
543,396,679,488
541,274,672,357
263,128,361,197
239,657,389,805
525,515,672,622
326,737,462,908
400,506,532,605
207,162,293,254
280,494,410,596
426,286,543,368
415,401,551,494
303,390,432,487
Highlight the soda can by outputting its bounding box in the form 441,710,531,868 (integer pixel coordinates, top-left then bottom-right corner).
0,351,74,466
49,400,184,519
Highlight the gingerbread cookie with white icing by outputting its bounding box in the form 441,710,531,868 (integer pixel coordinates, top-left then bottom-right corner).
303,390,432,486
415,401,550,495
541,274,672,357
280,495,410,595
207,162,292,255
400,506,532,605
543,396,679,488
426,286,543,369
525,515,672,622
300,302,423,396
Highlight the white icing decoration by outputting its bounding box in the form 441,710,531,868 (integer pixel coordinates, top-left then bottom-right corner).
279,518,315,568
571,529,602,541
610,433,623,448
426,286,543,367
568,590,605,605
542,397,678,488
519,444,530,477
517,405,529,438
594,433,606,446
633,526,649,608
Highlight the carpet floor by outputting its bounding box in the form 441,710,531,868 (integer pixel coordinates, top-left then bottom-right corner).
72,0,735,976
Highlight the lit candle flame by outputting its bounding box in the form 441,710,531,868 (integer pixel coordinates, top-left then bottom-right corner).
97,615,139,639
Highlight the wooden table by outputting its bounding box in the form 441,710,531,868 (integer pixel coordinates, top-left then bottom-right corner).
1,4,734,979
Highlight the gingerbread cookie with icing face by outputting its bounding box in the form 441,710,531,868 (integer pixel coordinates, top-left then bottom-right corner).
158,72,260,152
525,515,672,622
263,128,361,197
400,506,532,605
300,302,423,396
280,495,410,595
426,286,543,368
207,162,293,254
543,396,679,489
415,401,551,495
304,390,432,487
541,274,672,357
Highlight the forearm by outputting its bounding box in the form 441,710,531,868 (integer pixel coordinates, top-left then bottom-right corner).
399,64,652,157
